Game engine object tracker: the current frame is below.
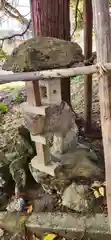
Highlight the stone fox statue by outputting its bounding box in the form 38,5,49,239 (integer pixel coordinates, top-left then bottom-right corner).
24,101,78,154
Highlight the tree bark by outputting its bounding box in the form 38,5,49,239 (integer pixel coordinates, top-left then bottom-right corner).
92,0,111,229
31,0,71,105
84,0,93,132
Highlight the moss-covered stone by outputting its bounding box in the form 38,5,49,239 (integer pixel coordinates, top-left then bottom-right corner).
3,37,84,72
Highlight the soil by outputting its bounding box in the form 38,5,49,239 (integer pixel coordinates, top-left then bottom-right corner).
71,74,104,164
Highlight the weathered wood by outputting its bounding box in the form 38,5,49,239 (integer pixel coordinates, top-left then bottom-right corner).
84,0,93,132
1,63,111,84
26,81,41,106
92,0,111,230
25,80,50,166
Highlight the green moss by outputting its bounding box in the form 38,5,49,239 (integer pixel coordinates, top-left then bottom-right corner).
3,37,84,72
0,103,8,114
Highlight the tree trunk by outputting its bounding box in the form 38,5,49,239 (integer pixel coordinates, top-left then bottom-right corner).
31,0,71,105
92,0,111,229
84,0,93,132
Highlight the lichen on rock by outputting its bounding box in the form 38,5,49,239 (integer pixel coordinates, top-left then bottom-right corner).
3,37,84,72
62,182,91,212
29,147,102,197
54,149,102,180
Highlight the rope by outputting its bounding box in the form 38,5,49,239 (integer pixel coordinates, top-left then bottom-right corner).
96,62,108,77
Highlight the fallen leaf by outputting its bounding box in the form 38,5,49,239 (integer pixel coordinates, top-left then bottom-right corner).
43,233,57,240
27,205,33,214
93,189,100,199
99,187,104,197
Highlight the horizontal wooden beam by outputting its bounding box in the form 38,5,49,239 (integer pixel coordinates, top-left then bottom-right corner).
0,63,111,84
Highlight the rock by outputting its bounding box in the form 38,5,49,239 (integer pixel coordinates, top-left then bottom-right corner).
25,101,78,154
62,182,90,212
51,121,78,156
0,151,8,168
29,162,71,195
3,37,84,72
76,143,98,162
0,151,11,185
24,111,45,136
54,149,102,180
0,228,4,237
29,162,47,184
9,157,27,194
18,125,36,154
26,212,86,239
5,152,20,162
6,197,25,212
5,128,36,195
33,194,58,212
29,148,102,195
0,177,5,188
0,211,28,233
24,101,78,136
0,152,13,208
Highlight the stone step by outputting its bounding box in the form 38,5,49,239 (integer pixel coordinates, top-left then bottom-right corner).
0,212,110,239
26,212,110,240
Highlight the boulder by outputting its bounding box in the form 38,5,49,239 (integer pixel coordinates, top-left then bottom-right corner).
62,182,91,212
3,37,84,72
33,194,58,212
51,120,78,156
55,149,102,180
24,101,78,136
29,161,71,195
24,101,78,154
0,151,10,186
29,148,102,195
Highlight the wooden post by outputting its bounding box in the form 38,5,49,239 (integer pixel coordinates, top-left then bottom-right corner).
25,81,50,166
84,0,93,132
92,0,111,229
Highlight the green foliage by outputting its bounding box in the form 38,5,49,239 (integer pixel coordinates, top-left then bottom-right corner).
11,89,22,103
70,0,111,31
0,49,8,60
72,75,83,82
0,103,8,114
15,94,22,102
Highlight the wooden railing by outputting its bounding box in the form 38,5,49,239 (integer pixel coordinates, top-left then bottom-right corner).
0,63,111,84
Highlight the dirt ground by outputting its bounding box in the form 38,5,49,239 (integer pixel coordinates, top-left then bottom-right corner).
71,74,103,161
71,74,100,124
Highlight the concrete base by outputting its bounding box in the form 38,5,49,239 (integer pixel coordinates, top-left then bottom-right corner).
26,212,110,240
0,211,110,239
31,156,59,176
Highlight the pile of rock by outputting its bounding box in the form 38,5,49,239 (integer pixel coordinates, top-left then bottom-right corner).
2,37,103,213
